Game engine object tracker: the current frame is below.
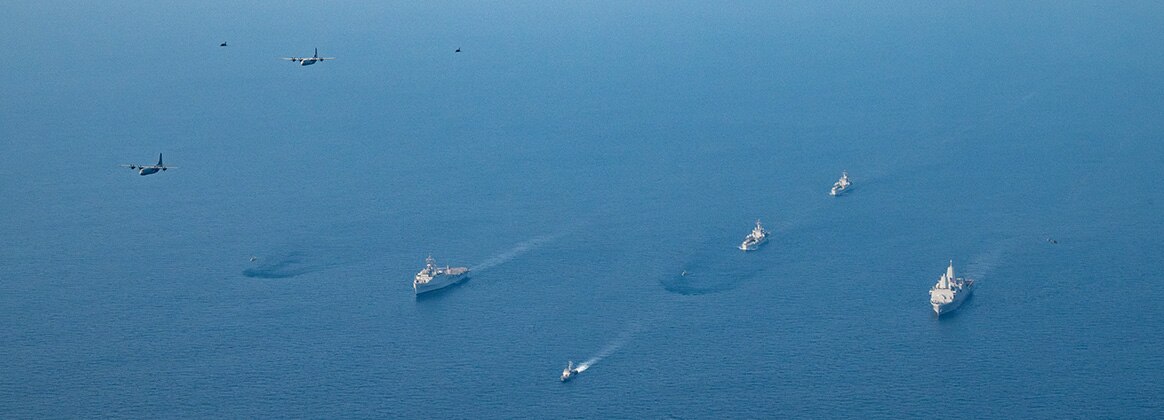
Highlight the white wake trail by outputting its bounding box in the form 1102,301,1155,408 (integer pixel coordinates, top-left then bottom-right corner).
576,321,643,372
470,232,564,272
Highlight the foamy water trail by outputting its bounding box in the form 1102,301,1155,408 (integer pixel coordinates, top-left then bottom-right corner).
576,321,644,372
469,232,566,272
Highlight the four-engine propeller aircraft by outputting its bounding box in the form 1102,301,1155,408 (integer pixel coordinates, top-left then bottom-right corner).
121,154,175,176
281,48,334,66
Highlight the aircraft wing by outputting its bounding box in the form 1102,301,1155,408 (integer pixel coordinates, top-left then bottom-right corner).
280,57,299,61
319,57,336,60
119,164,139,168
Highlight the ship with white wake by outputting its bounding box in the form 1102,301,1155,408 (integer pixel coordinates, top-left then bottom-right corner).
413,256,469,295
929,260,975,316
560,361,580,382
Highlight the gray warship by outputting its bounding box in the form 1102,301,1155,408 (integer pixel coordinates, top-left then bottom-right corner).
413,256,470,295
929,261,975,316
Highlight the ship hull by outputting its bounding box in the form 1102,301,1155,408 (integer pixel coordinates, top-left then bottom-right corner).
932,287,974,316
414,273,469,295
739,238,767,251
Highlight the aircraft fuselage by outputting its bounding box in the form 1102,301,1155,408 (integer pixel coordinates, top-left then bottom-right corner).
139,167,160,176
300,59,319,66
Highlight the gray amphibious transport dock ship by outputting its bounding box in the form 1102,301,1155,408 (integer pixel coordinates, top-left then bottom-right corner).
929,261,975,316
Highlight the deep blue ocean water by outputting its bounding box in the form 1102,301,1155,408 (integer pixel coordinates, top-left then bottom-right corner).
3,2,1163,418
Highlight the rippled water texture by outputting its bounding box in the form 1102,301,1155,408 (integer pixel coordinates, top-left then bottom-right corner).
2,2,1162,418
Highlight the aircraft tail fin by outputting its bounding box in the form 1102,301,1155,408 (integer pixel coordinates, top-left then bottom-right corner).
157,153,163,166
314,48,318,58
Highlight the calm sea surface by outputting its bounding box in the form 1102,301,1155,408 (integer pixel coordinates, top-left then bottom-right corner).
2,2,1162,418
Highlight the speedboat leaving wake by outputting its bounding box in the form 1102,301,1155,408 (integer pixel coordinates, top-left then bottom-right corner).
559,321,644,382
560,361,580,382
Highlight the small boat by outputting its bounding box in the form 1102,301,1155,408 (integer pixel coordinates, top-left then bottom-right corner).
561,361,579,382
830,171,851,196
739,219,769,251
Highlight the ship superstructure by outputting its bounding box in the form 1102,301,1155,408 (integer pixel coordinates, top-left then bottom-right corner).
413,256,470,295
830,171,851,196
929,260,975,316
739,219,770,251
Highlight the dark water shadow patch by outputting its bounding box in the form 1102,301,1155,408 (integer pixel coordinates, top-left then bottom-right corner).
240,221,390,279
243,251,350,279
660,247,767,296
